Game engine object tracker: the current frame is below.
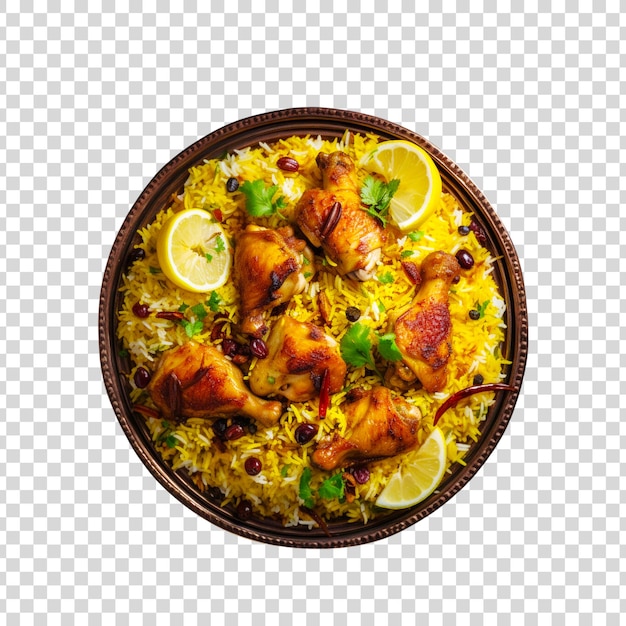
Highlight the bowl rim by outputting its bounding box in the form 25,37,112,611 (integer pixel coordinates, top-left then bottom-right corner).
99,107,528,548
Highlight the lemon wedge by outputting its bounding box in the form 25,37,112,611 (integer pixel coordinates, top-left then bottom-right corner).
375,427,447,510
156,209,231,293
363,140,442,232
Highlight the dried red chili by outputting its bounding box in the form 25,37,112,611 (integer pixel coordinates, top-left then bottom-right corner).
318,368,330,419
433,383,514,426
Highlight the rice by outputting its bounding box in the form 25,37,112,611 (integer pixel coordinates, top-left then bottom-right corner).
117,131,509,527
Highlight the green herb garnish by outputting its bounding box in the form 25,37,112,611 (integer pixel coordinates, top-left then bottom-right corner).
298,467,315,508
214,235,225,253
267,376,276,385
340,322,380,377
318,473,345,500
205,252,213,263
180,319,204,338
118,348,129,358
378,272,394,284
407,231,424,242
280,464,291,478
149,266,162,274
165,435,178,448
377,332,403,362
206,291,221,312
178,303,189,312
240,179,287,218
360,176,400,226
191,303,207,321
475,300,490,319
400,250,414,258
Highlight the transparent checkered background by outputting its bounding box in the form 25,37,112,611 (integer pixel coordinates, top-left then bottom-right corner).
1,2,624,624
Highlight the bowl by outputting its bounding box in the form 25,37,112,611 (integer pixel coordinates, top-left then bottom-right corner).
99,108,528,547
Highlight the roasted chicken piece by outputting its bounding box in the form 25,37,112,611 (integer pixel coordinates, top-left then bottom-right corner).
248,316,346,402
311,386,422,471
387,251,460,393
234,224,313,337
295,151,386,280
148,342,283,427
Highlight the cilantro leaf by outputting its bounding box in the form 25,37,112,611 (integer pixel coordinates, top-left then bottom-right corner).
400,249,414,258
178,303,189,312
360,176,400,226
239,179,286,217
476,300,490,319
377,333,403,362
214,235,225,253
407,231,424,242
298,467,315,508
205,252,213,263
318,473,345,500
190,303,207,321
378,271,394,284
180,319,203,338
340,322,373,368
280,464,291,478
165,434,178,448
340,322,377,373
206,291,220,312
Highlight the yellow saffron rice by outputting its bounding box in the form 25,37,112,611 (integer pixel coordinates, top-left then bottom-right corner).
117,131,509,527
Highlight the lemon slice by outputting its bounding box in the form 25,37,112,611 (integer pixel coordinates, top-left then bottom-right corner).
156,209,231,293
375,427,447,509
363,140,442,232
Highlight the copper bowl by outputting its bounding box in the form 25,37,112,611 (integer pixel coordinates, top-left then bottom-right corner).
99,108,528,547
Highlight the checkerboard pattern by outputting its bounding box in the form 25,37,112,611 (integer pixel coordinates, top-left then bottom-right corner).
1,3,624,623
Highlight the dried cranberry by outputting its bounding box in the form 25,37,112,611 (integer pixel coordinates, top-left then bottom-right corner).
469,220,487,246
206,486,223,501
221,338,237,357
224,424,245,441
236,499,253,520
276,156,299,172
455,249,474,270
244,457,262,476
132,302,150,318
294,423,318,445
212,418,228,439
250,338,269,359
351,467,370,484
133,367,151,389
345,307,361,322
127,247,145,266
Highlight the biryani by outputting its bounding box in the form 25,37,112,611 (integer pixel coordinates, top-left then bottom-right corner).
116,131,510,528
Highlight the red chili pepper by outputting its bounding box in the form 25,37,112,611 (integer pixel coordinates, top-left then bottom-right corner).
155,311,185,321
433,383,515,426
133,404,161,419
213,208,223,222
318,368,330,419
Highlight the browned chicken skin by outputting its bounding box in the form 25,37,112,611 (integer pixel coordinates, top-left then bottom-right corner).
387,251,460,393
311,386,422,471
234,224,313,337
148,342,283,427
295,152,386,280
248,316,346,402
